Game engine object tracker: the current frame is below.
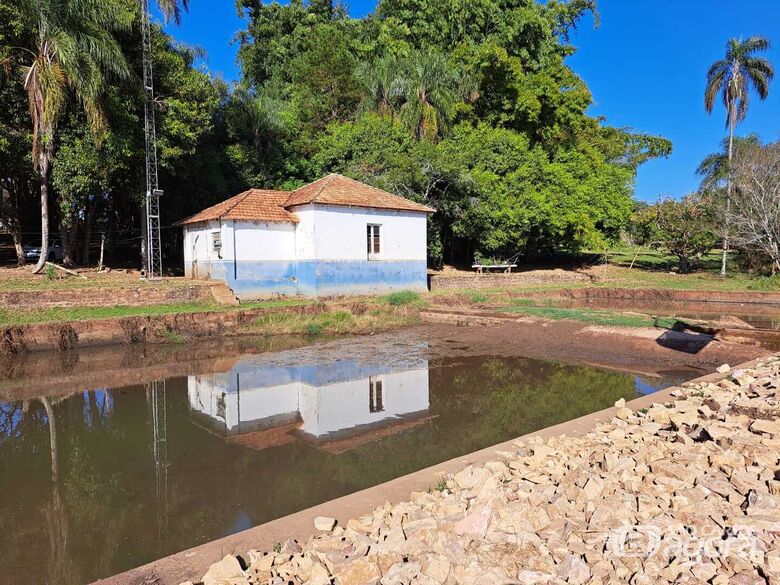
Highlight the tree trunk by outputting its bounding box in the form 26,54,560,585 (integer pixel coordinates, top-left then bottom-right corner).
10,226,25,267
32,143,53,274
81,200,98,265
679,255,689,274
60,219,76,267
721,92,736,276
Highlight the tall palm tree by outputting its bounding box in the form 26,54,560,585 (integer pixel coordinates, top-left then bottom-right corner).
4,0,131,273
696,134,762,192
400,52,458,141
705,36,774,275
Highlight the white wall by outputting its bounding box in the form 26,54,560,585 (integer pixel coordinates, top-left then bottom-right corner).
184,219,297,279
231,220,297,262
183,220,222,278
292,205,427,262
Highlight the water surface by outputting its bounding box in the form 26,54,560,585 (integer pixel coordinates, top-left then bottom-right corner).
0,338,694,584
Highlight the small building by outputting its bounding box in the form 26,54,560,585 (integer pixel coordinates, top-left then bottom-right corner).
179,174,434,298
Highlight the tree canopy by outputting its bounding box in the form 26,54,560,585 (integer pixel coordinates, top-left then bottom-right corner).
0,0,671,268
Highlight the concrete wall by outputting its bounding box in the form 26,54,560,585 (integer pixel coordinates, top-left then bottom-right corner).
183,205,429,298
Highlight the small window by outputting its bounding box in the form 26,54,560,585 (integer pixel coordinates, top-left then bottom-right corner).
367,224,381,260
211,231,222,253
369,376,384,413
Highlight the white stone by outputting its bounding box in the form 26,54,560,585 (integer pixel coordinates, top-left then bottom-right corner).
314,516,337,531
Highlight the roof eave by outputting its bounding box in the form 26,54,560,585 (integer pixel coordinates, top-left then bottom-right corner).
286,201,435,214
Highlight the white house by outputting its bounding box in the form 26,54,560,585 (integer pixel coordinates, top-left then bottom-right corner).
187,356,430,452
179,174,434,298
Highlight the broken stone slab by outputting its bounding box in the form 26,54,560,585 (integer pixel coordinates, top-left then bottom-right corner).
202,555,245,585
314,516,337,531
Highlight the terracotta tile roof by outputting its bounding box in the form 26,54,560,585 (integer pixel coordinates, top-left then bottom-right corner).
179,175,434,226
284,174,435,213
178,189,299,225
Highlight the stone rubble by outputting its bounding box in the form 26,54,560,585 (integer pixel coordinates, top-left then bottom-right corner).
193,358,780,585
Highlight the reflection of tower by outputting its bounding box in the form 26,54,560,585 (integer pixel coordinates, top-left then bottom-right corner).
146,380,168,542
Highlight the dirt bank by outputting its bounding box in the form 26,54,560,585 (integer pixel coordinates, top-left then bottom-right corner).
526,286,780,304
1,320,766,403
418,314,767,373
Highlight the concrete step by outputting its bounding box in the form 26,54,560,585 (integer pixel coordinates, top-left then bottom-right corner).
209,283,239,306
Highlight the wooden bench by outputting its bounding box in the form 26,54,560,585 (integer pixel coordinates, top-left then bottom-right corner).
472,264,517,274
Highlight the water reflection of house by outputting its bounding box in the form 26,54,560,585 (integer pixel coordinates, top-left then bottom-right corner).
187,359,430,453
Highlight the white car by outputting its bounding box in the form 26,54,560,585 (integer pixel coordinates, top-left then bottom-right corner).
23,240,64,262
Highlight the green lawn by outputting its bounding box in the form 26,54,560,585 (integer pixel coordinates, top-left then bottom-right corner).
497,298,680,328
0,298,311,326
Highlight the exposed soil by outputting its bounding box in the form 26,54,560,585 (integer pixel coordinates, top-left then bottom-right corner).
414,321,767,374
2,319,766,403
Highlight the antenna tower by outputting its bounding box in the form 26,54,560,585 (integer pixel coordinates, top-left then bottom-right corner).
141,0,163,279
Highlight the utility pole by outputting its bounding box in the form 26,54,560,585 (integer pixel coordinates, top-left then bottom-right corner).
141,0,163,279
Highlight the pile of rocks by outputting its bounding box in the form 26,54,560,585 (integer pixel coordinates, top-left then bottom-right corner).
192,359,780,585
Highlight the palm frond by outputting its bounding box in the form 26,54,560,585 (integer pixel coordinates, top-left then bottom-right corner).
704,61,727,113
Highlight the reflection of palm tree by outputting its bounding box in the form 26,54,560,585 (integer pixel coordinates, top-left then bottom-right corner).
40,397,69,585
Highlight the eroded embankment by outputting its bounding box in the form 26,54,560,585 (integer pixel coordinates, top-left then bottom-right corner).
1,321,767,404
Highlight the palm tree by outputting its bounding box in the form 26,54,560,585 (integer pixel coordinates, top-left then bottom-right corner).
704,36,774,275
696,134,762,192
400,52,458,141
156,0,189,25
5,0,131,273
357,55,403,118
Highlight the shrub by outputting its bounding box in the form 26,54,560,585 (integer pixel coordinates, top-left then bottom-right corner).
384,290,420,305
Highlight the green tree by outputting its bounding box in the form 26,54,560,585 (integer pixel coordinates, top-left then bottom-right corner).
356,54,403,118
2,0,131,272
704,35,774,276
399,51,458,141
655,195,718,274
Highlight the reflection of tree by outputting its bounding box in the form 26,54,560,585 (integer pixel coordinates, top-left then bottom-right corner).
40,396,70,585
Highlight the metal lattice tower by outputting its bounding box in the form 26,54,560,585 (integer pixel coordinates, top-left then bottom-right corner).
141,0,163,279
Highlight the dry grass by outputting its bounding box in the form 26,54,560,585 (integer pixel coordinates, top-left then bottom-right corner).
245,306,421,336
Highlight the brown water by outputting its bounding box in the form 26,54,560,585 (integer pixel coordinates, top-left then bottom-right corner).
0,337,696,584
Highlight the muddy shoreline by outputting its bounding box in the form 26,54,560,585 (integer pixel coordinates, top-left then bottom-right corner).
1,320,766,402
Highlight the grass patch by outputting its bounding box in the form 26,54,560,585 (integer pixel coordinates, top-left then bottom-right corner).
499,303,679,328
0,300,227,326
383,290,421,306
248,306,419,336
745,275,780,291
160,329,187,344
467,292,488,303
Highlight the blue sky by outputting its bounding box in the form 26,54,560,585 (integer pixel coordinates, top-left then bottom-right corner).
158,0,780,201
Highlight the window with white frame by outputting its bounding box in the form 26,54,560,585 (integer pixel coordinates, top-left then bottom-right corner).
211,230,222,253
366,224,381,260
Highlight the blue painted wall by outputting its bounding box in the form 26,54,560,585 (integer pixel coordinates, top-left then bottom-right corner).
206,259,428,298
